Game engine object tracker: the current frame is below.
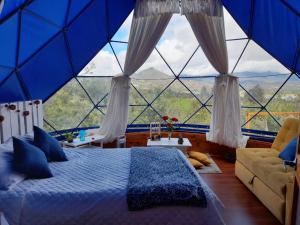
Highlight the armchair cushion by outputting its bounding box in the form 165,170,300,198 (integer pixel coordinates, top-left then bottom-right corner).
236,148,294,199
272,117,299,151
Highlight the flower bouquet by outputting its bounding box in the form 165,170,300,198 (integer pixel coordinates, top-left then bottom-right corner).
162,115,178,140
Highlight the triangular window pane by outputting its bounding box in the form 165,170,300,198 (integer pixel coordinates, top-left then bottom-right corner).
180,47,218,76
78,77,112,104
156,14,199,75
266,74,300,130
233,41,290,74
151,80,200,122
44,79,94,131
79,43,122,76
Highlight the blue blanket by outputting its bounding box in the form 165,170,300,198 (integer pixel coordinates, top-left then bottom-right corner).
127,147,207,210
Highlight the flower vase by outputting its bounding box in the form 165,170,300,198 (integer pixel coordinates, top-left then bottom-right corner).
168,132,172,140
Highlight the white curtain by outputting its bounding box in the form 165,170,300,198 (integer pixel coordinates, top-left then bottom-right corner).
97,3,172,143
207,75,248,148
185,0,228,74
185,0,247,148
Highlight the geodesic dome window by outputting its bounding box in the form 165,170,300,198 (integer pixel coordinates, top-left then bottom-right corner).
43,9,300,134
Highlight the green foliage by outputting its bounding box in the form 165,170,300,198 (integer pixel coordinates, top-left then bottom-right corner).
44,76,300,133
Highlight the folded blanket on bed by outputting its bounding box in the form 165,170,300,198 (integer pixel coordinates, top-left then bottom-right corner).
127,147,207,210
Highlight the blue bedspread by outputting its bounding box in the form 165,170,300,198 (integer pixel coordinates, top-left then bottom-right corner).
127,147,207,210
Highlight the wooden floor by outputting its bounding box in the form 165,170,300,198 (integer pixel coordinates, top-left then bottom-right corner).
201,156,281,225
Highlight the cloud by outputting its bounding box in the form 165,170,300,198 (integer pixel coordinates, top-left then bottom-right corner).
82,8,290,77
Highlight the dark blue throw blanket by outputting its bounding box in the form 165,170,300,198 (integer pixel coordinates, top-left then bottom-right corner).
127,147,207,211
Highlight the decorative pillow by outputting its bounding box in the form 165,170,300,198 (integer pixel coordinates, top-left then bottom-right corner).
0,152,25,190
33,126,68,162
13,137,53,179
188,151,211,166
188,158,204,169
279,138,298,161
0,134,34,153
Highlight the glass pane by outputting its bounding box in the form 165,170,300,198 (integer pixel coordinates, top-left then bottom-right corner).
77,77,112,104
239,74,290,106
266,75,300,130
133,107,161,124
43,121,56,132
151,80,200,123
79,43,122,76
242,109,281,132
180,77,214,103
128,106,147,124
185,108,211,125
44,79,94,131
156,14,199,75
234,41,290,74
180,47,218,76
227,39,248,73
110,41,127,71
79,109,104,128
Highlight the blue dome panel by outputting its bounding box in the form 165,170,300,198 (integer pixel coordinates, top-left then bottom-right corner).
0,13,18,69
252,0,300,72
66,0,107,73
0,0,26,21
20,34,73,100
0,0,134,103
19,10,60,65
107,0,135,37
0,73,26,102
0,66,13,81
222,0,300,73
222,0,251,36
26,0,69,27
67,0,92,24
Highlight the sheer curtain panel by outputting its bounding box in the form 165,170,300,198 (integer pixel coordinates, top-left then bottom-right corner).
97,1,171,143
185,0,247,148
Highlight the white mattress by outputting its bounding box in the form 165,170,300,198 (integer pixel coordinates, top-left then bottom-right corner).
0,148,225,225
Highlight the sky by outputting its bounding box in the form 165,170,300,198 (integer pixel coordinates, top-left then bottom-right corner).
80,8,290,77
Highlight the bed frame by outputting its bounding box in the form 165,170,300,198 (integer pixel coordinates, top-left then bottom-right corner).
0,100,43,144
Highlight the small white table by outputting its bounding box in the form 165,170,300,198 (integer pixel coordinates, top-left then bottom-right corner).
147,138,192,155
62,135,105,148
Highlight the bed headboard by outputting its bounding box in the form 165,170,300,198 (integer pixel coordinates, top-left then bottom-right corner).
0,100,43,144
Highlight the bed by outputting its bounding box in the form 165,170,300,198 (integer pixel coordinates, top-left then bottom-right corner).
0,100,225,225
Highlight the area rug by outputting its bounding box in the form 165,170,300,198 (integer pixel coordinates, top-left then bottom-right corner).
197,154,222,174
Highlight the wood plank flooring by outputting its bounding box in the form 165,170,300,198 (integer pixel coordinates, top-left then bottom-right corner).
201,156,281,225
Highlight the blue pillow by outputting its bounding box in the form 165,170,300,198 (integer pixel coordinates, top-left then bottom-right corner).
33,126,68,162
13,137,53,179
0,152,25,190
279,138,298,161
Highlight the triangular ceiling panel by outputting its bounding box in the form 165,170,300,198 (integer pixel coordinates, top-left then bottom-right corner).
0,66,13,81
19,10,60,64
0,73,26,102
66,0,110,73
0,0,134,103
67,0,92,23
20,33,73,100
26,0,69,27
0,13,18,69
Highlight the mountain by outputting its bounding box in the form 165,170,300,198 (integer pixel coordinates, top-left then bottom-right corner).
130,67,298,93
131,67,171,80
